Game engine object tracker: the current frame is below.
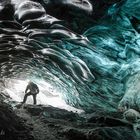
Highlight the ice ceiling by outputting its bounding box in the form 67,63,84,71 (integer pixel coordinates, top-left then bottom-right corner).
0,0,140,114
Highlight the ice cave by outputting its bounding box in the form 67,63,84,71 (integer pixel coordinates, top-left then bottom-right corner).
0,0,140,140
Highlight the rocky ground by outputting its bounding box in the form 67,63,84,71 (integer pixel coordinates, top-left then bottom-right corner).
0,92,139,140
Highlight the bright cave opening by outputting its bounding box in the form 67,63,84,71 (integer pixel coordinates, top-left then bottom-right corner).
2,78,84,113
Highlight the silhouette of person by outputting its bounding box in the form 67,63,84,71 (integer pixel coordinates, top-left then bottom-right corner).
22,81,39,105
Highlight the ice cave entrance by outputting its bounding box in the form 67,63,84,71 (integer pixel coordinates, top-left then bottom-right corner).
3,78,83,113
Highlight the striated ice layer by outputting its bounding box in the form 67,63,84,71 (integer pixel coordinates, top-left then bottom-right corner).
0,0,140,114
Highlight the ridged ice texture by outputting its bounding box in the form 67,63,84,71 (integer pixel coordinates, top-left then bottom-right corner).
0,0,140,113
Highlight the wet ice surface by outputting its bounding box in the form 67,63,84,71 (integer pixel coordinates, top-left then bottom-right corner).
1,0,140,139
0,0,139,112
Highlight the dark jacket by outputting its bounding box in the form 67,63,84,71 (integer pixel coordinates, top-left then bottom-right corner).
25,82,39,95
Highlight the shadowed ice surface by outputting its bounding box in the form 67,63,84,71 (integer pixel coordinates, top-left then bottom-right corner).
0,0,139,112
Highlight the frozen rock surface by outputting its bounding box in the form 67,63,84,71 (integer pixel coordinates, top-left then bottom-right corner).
0,98,137,140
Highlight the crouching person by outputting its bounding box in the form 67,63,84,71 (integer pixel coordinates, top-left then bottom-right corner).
22,81,39,105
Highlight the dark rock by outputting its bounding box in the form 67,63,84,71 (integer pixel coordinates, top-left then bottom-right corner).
0,101,33,140
87,116,133,128
60,128,87,140
86,127,136,140
25,104,82,121
24,104,43,116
